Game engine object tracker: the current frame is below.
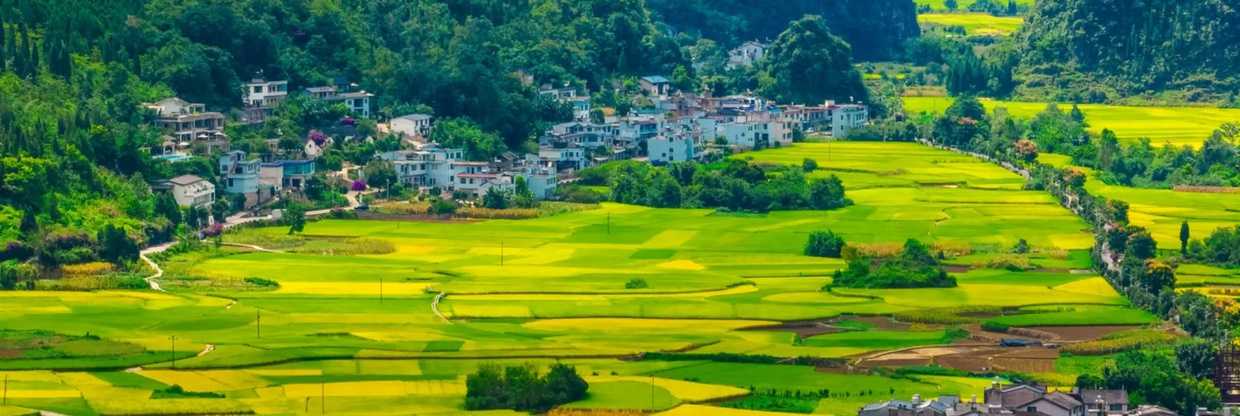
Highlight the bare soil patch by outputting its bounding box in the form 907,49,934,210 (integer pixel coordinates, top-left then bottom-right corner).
1021,325,1141,342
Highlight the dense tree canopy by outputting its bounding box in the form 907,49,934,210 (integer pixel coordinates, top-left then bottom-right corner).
646,0,919,61
758,16,867,106
1015,0,1240,102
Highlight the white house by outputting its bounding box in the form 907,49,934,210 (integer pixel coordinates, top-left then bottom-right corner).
240,79,288,124
219,151,272,208
648,134,695,165
391,114,434,140
727,41,767,69
145,98,228,155
306,85,374,118
157,175,215,209
828,103,869,137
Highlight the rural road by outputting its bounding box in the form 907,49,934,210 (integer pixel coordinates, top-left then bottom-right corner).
137,187,370,291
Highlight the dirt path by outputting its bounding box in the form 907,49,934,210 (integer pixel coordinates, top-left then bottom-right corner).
198,344,215,357
220,242,285,253
432,292,451,324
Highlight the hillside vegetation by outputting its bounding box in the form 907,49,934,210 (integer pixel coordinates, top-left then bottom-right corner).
1015,0,1240,102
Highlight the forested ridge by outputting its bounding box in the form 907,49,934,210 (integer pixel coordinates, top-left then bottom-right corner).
1015,0,1240,102
646,0,920,60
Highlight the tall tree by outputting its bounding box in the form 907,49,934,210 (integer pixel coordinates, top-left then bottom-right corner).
1180,221,1191,255
759,15,867,105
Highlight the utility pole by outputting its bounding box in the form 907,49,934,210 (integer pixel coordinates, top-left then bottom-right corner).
3,374,8,406
256,310,261,339
650,375,655,411
379,278,384,304
169,335,177,369
321,383,326,415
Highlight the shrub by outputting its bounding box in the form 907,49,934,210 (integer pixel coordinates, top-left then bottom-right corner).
804,230,846,258
244,277,280,288
429,198,457,215
981,321,1010,333
625,278,648,289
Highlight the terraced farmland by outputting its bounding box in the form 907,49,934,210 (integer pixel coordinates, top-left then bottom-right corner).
0,143,1158,415
904,96,1240,148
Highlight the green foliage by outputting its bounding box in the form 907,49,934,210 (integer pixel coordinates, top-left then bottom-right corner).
1187,226,1240,268
243,276,279,288
151,384,225,399
1017,0,1240,102
284,205,306,235
758,16,867,106
602,160,850,212
429,119,507,161
804,231,846,258
1101,350,1221,415
464,363,587,412
97,223,139,266
831,239,956,289
1176,339,1218,380
624,278,648,289
646,0,919,61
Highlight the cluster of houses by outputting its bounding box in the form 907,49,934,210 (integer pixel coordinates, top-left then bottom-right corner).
143,71,868,212
538,76,868,167
860,384,1206,416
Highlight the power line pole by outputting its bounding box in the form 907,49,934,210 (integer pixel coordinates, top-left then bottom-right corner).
256,310,261,339
320,383,326,415
3,374,8,406
379,277,384,304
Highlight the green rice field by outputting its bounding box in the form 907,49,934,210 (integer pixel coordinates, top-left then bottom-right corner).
918,13,1024,36
916,0,1035,12
1040,153,1240,248
904,96,1240,148
0,142,1156,415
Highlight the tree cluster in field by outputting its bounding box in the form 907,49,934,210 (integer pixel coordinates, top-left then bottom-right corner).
1183,225,1240,268
481,177,538,210
584,160,851,212
464,363,587,413
828,239,956,289
1075,346,1221,415
804,231,846,258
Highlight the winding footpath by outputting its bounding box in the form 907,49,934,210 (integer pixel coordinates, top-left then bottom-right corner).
137,188,368,291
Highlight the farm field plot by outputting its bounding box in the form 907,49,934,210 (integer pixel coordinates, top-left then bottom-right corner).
1040,153,1240,248
904,96,1240,148
916,0,1034,12
918,13,1024,36
0,143,1147,415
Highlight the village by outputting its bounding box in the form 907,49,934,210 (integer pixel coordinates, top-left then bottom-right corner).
141,59,868,216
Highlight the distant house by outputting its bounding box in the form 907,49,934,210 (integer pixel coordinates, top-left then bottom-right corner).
648,134,695,165
539,85,592,120
261,160,316,189
858,384,1134,416
306,84,374,118
390,114,434,140
727,41,767,69
219,151,273,208
639,75,672,97
1079,390,1129,416
145,97,228,155
154,175,215,209
828,102,869,137
240,79,288,124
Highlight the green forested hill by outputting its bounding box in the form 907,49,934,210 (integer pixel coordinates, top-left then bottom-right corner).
646,0,920,60
1015,0,1240,102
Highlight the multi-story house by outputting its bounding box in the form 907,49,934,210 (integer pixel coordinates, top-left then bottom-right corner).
390,114,434,141
240,79,288,124
306,84,374,118
145,97,228,156
219,151,272,208
648,134,695,165
828,102,869,137
154,175,216,209
727,41,767,69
